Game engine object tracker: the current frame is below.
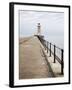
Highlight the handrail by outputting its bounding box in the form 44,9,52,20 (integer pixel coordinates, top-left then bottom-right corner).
37,35,64,75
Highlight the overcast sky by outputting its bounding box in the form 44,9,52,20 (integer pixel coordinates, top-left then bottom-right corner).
19,10,64,48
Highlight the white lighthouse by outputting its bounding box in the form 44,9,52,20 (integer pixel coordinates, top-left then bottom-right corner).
37,23,41,35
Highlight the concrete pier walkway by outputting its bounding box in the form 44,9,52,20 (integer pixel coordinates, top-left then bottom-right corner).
19,36,54,79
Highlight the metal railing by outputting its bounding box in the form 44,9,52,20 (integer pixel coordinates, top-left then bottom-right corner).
37,36,64,75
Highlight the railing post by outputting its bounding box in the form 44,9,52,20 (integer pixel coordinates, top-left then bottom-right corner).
44,40,46,50
47,41,48,53
42,39,43,44
54,45,56,63
42,39,44,46
61,49,64,75
50,43,51,57
45,41,46,50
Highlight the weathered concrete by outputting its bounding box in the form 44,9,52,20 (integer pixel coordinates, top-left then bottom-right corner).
19,36,54,79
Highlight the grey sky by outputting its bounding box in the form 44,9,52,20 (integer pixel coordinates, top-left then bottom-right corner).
19,10,64,48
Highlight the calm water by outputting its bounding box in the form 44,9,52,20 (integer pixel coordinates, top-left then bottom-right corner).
44,35,64,59
44,36,64,49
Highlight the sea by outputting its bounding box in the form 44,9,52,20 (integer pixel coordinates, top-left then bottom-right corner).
44,35,64,59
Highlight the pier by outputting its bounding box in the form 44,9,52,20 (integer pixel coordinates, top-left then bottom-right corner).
19,23,64,79
19,36,64,79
